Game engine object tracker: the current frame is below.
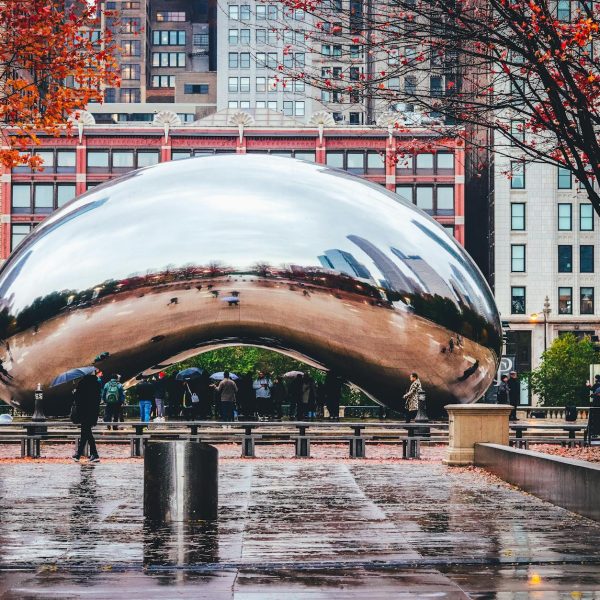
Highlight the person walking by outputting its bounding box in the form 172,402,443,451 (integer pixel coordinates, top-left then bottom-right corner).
136,377,154,423
497,374,510,405
102,373,124,430
403,372,422,423
72,371,102,462
153,372,167,420
507,371,520,421
324,372,343,421
216,371,238,422
253,371,273,421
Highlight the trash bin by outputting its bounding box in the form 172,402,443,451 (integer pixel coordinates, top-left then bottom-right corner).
565,405,578,422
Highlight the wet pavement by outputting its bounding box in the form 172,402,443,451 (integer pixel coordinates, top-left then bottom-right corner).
1,450,600,598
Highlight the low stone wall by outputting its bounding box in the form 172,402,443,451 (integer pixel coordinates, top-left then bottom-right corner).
475,443,600,522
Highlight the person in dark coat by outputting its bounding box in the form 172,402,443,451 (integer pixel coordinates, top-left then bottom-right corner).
497,374,510,405
271,377,286,420
289,374,303,420
507,371,520,420
72,372,102,462
324,372,343,421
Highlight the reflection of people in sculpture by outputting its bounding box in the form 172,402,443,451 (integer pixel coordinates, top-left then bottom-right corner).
457,360,479,382
403,372,422,423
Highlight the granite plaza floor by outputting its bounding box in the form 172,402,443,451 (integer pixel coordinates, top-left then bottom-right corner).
1,446,600,599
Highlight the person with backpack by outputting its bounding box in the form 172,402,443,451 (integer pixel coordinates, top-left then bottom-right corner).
102,374,125,430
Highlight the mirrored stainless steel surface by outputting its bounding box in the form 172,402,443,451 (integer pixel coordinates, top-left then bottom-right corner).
0,155,501,416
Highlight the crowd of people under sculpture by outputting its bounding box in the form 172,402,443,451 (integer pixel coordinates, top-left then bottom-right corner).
96,369,348,427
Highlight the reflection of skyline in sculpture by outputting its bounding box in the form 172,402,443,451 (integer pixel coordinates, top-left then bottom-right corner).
346,235,417,295
0,154,501,416
318,249,372,280
390,248,454,300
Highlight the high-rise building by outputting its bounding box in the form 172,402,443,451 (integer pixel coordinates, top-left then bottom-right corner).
494,155,600,401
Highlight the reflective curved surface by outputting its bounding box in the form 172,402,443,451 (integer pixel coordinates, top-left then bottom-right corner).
0,155,500,416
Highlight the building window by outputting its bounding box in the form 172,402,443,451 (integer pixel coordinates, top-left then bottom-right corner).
580,204,594,230
437,187,454,215
510,161,525,188
151,75,175,88
558,287,573,314
228,52,238,68
581,287,594,315
56,150,76,173
326,151,344,169
137,151,160,167
266,52,277,68
33,184,54,213
558,166,572,189
256,77,266,92
437,152,454,171
557,0,570,21
558,203,572,230
240,29,250,44
193,33,209,47
295,101,305,116
511,244,525,272
228,29,239,44
295,151,316,162
510,119,524,144
416,153,434,170
87,150,109,170
416,186,434,212
256,29,266,43
283,101,293,116
580,245,594,273
240,5,251,19
152,30,186,45
228,101,238,108
395,185,413,202
155,11,186,22
239,77,250,92
256,4,266,18
152,52,186,67
11,184,30,213
57,184,76,207
240,52,251,68
11,224,32,250
511,203,525,230
120,88,140,103
267,100,277,110
511,287,526,314
228,5,239,19
121,40,140,56
268,4,278,18
228,77,238,92
112,151,135,169
367,151,385,173
121,64,140,80
396,154,413,171
184,84,209,94
558,245,573,272
347,152,365,174
122,17,141,33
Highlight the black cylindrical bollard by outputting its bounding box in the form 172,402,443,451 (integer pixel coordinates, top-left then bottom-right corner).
144,441,218,522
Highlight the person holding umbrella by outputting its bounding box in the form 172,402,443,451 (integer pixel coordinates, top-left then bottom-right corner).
71,369,102,462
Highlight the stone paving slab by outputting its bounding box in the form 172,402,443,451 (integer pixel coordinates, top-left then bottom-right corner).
1,454,600,598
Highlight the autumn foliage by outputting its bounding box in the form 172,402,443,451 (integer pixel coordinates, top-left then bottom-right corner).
0,0,119,169
274,0,600,213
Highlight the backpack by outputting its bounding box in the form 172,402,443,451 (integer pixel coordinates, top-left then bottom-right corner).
105,380,120,404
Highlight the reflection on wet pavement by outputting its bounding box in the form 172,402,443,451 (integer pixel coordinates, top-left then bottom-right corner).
1,458,600,598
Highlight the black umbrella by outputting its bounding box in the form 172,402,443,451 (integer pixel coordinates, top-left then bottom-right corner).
175,367,204,381
51,366,96,388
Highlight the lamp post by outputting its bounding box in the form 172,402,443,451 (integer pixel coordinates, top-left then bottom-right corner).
542,296,551,352
530,296,551,353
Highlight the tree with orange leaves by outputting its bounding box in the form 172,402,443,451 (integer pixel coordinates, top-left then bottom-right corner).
0,0,119,169
274,0,600,214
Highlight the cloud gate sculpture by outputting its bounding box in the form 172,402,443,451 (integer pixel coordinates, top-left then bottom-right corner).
0,155,501,417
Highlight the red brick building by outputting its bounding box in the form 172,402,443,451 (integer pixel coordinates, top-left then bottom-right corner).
1,109,465,260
